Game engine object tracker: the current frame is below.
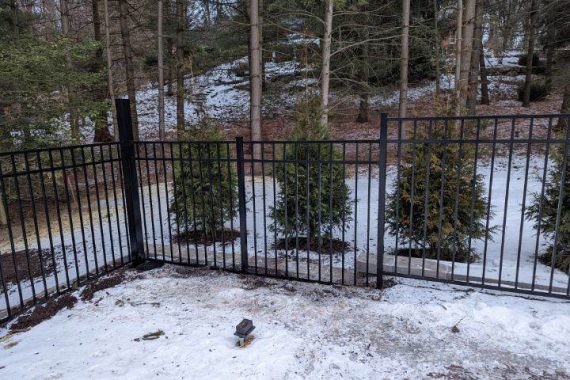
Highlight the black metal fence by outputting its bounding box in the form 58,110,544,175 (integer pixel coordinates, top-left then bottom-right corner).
1,99,569,322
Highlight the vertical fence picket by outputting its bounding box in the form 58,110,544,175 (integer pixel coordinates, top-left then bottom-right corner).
236,137,249,272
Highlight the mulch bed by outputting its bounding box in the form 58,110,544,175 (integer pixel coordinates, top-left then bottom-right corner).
538,250,570,273
0,248,56,285
80,270,126,301
174,229,240,245
9,294,77,332
273,237,350,255
393,248,480,264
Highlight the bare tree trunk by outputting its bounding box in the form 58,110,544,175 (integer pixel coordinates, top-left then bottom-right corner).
522,0,538,107
103,0,118,139
167,37,174,96
92,0,113,142
216,0,223,23
260,0,266,90
158,0,165,139
466,0,482,115
480,45,489,105
203,0,211,27
557,83,570,130
546,42,554,88
0,191,6,225
249,0,262,159
399,0,411,118
118,0,140,139
454,0,463,116
357,17,370,124
176,0,187,136
60,0,79,139
458,0,475,113
320,0,333,127
433,0,441,99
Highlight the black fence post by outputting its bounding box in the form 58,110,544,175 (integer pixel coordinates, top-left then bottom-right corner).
236,137,249,272
376,113,389,289
116,98,145,265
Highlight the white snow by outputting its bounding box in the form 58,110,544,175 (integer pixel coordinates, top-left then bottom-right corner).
1,265,569,379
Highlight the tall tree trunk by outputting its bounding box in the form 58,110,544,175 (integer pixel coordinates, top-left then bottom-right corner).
479,44,489,105
522,0,538,108
60,0,79,139
458,0,475,113
320,0,333,127
103,0,118,139
216,0,223,23
158,0,165,139
167,37,174,96
399,0,411,118
0,194,6,225
433,0,441,99
466,0,482,115
118,0,140,139
92,0,113,142
545,23,555,88
176,0,187,136
203,0,211,27
357,17,370,123
260,0,266,90
454,0,463,116
249,0,263,159
557,83,570,130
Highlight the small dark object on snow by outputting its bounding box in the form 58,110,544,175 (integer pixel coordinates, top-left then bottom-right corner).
135,261,164,271
234,319,255,346
134,330,165,342
452,325,460,333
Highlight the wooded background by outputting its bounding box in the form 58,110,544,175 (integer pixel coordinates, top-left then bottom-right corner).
1,0,569,152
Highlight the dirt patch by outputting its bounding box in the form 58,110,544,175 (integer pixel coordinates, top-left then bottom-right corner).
0,248,57,285
393,248,480,264
174,229,240,245
80,270,126,301
273,237,350,255
9,294,77,332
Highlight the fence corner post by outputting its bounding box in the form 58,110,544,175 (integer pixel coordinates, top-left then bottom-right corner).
236,137,249,273
116,98,145,266
376,113,389,289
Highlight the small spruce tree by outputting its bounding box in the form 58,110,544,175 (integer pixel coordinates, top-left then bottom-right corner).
270,96,351,251
386,124,492,262
170,123,238,241
527,144,570,272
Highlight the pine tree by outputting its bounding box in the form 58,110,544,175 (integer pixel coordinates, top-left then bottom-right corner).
527,142,570,272
270,96,351,251
170,123,238,240
386,124,492,262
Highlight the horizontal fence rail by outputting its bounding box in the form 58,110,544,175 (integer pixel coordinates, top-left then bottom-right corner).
1,105,570,322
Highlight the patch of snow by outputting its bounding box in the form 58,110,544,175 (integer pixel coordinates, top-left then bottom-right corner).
1,266,569,379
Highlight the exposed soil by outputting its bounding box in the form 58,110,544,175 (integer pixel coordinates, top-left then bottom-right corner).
392,248,480,264
174,229,240,245
9,294,77,332
0,248,57,285
273,237,350,254
80,270,126,301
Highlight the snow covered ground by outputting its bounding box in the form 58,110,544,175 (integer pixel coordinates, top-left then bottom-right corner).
1,265,569,379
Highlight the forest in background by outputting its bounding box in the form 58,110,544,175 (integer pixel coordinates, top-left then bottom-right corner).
1,0,569,152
